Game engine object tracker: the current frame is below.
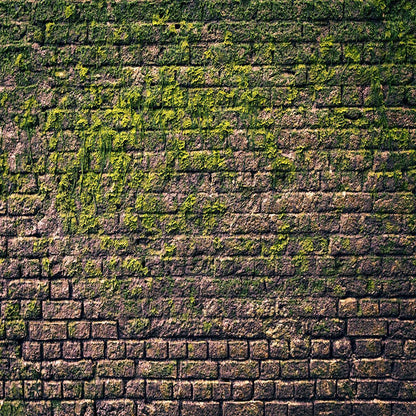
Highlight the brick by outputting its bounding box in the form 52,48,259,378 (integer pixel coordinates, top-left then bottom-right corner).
96,360,135,378
42,360,94,380
143,401,180,416
310,360,349,379
254,380,274,399
212,381,231,400
187,341,208,359
107,341,126,359
83,341,105,359
22,342,41,361
180,361,218,380
355,339,382,357
270,340,289,359
280,360,309,379
193,380,213,400
223,401,263,416
96,400,135,416
316,379,336,399
348,319,387,336
146,380,173,400
209,340,228,359
173,381,192,399
228,341,248,360
182,402,220,416
43,381,62,399
311,340,331,358
250,340,269,359
260,360,280,379
288,403,313,416
137,360,177,379
169,341,187,359
84,380,104,399
126,341,145,358
352,359,391,378
220,360,259,380
265,402,288,415
62,341,81,359
146,340,168,359
50,280,70,299
91,322,118,339
232,381,253,400
125,379,145,398
293,380,314,399
68,322,90,339
63,380,83,399
332,338,352,358
30,322,67,340
393,360,416,379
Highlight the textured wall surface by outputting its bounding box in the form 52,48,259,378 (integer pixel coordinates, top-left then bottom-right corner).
0,0,416,414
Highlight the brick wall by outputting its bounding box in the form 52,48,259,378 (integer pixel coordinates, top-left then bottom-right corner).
1,0,416,414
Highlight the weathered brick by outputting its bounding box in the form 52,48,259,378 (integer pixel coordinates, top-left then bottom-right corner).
223,401,263,416
91,322,118,339
348,319,387,336
137,360,177,379
96,360,135,378
180,361,218,380
30,322,67,341
220,360,259,380
280,360,309,380
352,359,391,378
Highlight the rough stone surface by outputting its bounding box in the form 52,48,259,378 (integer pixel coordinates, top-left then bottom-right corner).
0,0,415,414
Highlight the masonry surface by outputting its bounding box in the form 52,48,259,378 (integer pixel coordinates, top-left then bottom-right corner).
0,0,416,415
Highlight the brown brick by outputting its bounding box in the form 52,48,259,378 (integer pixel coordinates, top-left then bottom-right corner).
62,341,81,359
146,340,168,359
250,340,269,359
260,360,280,379
212,381,231,400
338,298,357,317
193,380,213,400
43,301,81,320
270,340,289,359
223,401,263,416
137,360,177,379
146,380,173,400
310,360,349,379
91,322,118,339
180,361,218,380
68,322,90,339
232,380,253,400
169,341,187,359
209,340,228,359
30,322,66,341
228,341,248,360
84,380,104,399
187,341,208,359
348,319,387,336
254,379,274,399
280,360,309,380
125,379,145,398
96,360,135,378
107,341,126,359
83,341,105,359
220,360,259,380
126,341,145,358
182,402,220,416
352,358,391,378
173,381,192,399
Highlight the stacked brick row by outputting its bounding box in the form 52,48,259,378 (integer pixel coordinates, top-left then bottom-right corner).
0,0,415,414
